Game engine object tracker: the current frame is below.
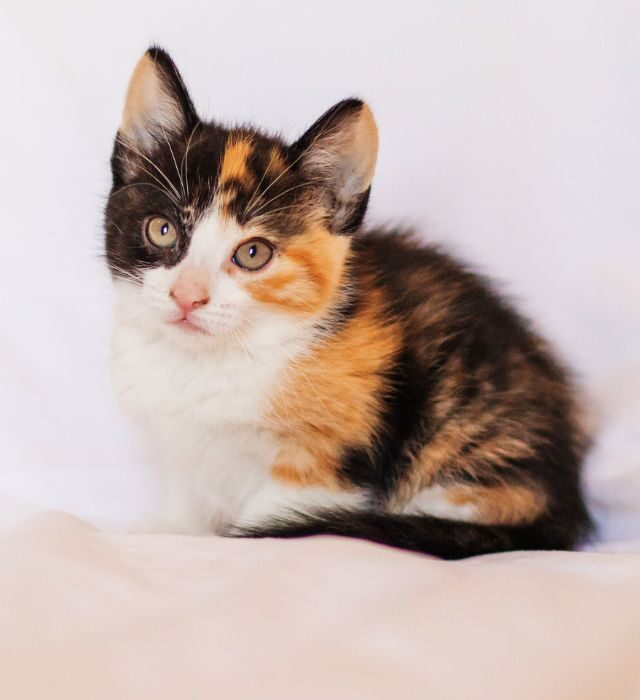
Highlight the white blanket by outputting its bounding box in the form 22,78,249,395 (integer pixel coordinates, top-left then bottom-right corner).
1,512,639,699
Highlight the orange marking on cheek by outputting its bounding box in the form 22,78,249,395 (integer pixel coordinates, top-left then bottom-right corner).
256,270,298,294
245,226,350,315
285,248,325,289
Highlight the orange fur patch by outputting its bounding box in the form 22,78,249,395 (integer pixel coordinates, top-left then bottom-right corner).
446,483,547,525
271,454,339,489
218,137,253,189
246,225,350,316
265,146,287,177
269,284,403,486
415,421,539,488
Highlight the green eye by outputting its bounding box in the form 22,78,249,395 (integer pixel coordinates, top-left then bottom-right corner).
145,216,178,248
232,239,274,271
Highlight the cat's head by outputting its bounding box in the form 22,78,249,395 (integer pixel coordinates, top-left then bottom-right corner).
105,47,378,350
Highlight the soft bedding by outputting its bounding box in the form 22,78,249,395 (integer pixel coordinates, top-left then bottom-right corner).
1,512,639,699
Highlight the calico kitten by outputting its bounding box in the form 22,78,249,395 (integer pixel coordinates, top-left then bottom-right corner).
105,47,592,558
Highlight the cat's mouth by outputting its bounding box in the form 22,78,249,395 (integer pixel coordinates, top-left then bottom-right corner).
169,316,208,335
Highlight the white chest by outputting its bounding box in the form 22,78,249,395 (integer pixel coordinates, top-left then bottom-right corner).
111,321,364,533
113,327,276,427
111,323,291,530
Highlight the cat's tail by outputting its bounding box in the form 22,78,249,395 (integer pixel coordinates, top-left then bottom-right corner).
233,509,585,559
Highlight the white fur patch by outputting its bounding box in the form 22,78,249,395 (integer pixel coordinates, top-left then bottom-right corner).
111,208,359,534
402,484,479,522
237,483,364,530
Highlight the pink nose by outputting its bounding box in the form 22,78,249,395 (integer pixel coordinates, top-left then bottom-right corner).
169,271,210,313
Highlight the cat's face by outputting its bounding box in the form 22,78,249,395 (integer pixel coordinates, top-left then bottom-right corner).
105,48,378,350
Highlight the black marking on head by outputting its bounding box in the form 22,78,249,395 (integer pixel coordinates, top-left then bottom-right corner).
105,49,376,282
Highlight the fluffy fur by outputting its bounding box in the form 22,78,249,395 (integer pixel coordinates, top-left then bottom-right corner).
105,47,592,558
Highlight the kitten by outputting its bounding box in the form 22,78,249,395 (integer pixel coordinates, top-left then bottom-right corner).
105,47,592,558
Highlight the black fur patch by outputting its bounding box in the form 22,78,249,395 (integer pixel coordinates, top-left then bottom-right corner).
105,51,373,280
235,509,585,560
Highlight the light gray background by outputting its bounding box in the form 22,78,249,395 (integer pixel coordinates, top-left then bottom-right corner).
1,1,638,540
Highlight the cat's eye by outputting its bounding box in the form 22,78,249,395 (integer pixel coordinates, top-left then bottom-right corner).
145,216,178,248
232,239,274,271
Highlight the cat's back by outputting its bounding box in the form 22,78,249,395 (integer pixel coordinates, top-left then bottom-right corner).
351,228,529,336
349,226,579,422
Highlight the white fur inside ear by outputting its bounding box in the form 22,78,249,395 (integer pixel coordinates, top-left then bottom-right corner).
306,103,379,202
339,104,378,196
120,54,186,152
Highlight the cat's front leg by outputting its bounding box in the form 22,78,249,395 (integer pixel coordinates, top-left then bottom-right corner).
235,479,365,530
234,446,365,530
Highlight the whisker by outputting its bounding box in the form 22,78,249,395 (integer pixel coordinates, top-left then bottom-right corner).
110,181,180,204
180,122,201,198
116,136,182,202
245,148,279,214
250,203,306,222
162,125,186,200
244,119,343,217
244,150,306,216
250,181,317,218
116,159,182,208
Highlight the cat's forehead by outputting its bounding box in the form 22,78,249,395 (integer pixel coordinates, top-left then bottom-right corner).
165,124,305,232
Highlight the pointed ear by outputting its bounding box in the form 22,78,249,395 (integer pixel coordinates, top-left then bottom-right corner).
292,99,378,233
119,47,197,153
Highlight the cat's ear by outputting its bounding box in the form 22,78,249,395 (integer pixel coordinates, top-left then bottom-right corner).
118,47,197,154
292,99,378,233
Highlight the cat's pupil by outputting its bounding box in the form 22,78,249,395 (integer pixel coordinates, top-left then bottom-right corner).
161,223,169,236
249,245,257,257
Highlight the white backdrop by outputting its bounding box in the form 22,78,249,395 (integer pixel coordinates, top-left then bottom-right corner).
1,1,638,540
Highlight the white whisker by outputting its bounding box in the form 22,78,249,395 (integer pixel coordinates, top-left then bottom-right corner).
180,122,201,198
244,118,344,217
162,125,186,200
251,181,318,218
116,136,182,203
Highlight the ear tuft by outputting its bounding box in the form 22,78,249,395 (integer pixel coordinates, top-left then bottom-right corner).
119,47,197,152
293,99,378,232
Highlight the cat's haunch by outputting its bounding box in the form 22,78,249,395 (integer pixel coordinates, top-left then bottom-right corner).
105,47,592,558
